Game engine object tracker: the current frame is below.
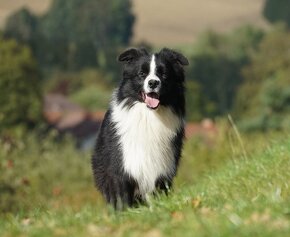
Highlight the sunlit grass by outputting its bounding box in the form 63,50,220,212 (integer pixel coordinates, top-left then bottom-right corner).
0,130,289,236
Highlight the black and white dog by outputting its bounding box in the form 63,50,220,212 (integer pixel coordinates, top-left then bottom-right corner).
92,48,188,209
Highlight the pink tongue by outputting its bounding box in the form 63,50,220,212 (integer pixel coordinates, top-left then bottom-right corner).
145,94,160,109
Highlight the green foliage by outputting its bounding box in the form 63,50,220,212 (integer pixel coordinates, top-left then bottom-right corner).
193,26,264,61
3,7,38,45
263,0,290,28
70,87,111,112
44,69,113,111
187,26,264,118
4,0,135,72
0,132,94,214
185,80,213,121
188,52,241,116
0,38,42,133
235,27,290,131
44,69,113,94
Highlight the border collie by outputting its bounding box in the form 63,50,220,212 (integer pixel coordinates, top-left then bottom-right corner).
92,48,189,209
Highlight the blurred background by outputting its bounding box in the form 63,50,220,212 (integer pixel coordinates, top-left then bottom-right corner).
1,0,290,215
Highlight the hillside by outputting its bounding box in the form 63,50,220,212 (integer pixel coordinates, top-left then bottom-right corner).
0,0,268,46
0,134,289,236
132,0,268,45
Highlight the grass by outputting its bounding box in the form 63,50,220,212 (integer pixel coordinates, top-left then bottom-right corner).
0,130,289,236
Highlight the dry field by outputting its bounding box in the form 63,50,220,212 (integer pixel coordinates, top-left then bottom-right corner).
0,0,268,46
132,0,268,45
0,0,50,26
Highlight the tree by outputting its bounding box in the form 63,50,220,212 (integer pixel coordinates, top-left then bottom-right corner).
189,52,240,116
187,26,264,118
0,38,42,133
4,0,135,71
263,0,290,28
4,7,38,45
235,27,290,131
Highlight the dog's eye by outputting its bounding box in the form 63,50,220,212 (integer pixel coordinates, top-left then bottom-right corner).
159,71,167,80
139,71,146,78
157,66,166,79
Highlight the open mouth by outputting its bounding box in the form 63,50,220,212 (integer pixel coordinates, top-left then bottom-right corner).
142,92,160,110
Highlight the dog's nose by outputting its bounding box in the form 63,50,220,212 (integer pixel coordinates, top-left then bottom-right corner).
148,79,160,89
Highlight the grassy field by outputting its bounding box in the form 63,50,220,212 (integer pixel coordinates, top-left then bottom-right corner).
0,128,289,237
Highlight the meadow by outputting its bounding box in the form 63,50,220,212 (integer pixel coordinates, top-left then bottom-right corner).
0,125,289,237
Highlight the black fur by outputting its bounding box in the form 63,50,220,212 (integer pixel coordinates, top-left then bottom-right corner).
92,48,188,209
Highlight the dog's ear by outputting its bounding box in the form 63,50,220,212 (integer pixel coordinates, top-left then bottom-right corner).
118,48,148,63
159,48,189,66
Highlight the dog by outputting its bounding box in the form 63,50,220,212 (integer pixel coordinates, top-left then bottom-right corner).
92,48,189,209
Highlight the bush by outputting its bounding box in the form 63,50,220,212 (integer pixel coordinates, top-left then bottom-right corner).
185,80,213,121
44,69,113,111
0,133,92,213
187,26,264,118
44,69,113,95
0,38,42,134
235,27,290,131
70,86,111,111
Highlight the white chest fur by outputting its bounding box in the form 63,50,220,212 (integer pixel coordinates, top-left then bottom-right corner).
111,100,182,197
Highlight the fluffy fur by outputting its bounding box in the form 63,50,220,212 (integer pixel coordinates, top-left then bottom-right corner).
92,48,188,209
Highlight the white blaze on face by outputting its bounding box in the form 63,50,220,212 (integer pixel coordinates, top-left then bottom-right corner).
144,55,161,94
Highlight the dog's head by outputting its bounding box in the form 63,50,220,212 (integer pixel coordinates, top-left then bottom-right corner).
117,48,189,110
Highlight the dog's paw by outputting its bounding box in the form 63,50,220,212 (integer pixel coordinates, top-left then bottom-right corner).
103,177,135,210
